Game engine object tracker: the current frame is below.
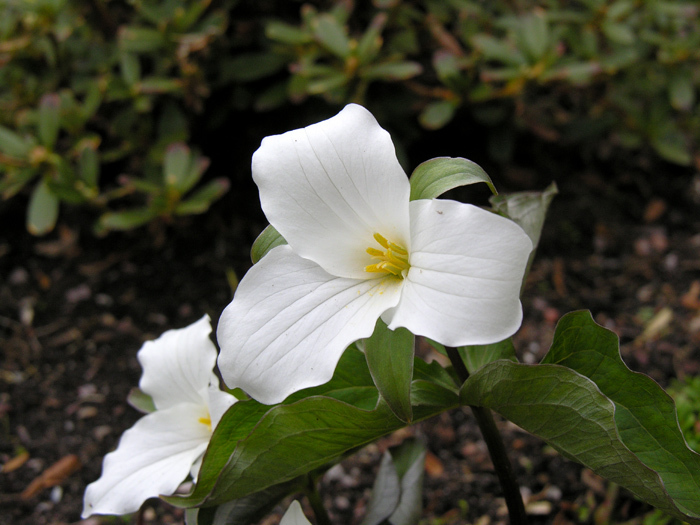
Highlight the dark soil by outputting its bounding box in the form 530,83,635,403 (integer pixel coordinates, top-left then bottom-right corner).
2,143,700,525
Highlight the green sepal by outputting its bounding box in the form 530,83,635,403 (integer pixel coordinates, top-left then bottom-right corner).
126,387,156,414
250,224,287,264
409,157,496,201
364,319,414,423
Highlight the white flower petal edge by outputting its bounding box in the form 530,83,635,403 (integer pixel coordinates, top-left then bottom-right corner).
280,500,312,525
217,245,403,405
138,315,216,410
82,404,210,517
383,199,533,345
252,103,411,280
82,316,236,517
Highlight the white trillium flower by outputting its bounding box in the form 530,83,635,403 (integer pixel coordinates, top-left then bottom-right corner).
217,104,533,405
82,315,236,517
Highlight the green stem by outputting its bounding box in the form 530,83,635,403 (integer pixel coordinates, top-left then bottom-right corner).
305,474,332,525
446,347,528,525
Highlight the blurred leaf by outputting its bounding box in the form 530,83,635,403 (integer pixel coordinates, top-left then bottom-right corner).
364,319,415,423
97,208,159,232
409,156,496,200
472,34,526,66
313,14,351,58
119,26,167,53
27,179,60,236
386,438,426,525
418,100,457,130
120,51,141,86
220,53,288,83
306,73,348,95
265,21,312,45
38,93,61,149
0,125,33,158
78,146,99,188
602,21,635,45
650,124,692,166
356,13,387,65
175,178,229,216
361,451,400,525
362,61,423,81
517,13,550,63
164,142,192,189
250,224,287,264
138,78,183,94
669,69,695,111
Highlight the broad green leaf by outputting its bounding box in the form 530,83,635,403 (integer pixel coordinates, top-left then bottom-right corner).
27,179,59,236
250,224,287,264
409,157,496,201
169,350,457,508
313,14,351,58
542,311,700,519
175,179,229,216
38,93,60,149
126,387,155,414
364,319,414,423
459,338,517,374
0,125,33,158
489,181,557,252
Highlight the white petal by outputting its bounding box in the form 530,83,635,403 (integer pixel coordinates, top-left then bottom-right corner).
138,315,216,410
217,245,403,404
82,403,211,517
252,104,411,279
280,501,312,525
207,374,237,427
384,199,532,346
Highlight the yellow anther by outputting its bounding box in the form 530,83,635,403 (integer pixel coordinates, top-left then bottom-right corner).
198,415,212,431
365,233,410,278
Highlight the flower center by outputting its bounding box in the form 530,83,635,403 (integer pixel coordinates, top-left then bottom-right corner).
365,233,410,278
198,414,212,432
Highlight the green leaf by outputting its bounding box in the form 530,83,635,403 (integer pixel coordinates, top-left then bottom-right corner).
126,387,155,414
97,208,158,232
38,93,61,149
417,100,457,130
27,179,59,236
489,181,558,253
364,319,414,423
119,26,166,53
138,77,183,94
650,124,692,166
313,14,351,58
265,20,312,45
459,338,517,374
361,61,423,81
516,13,550,63
250,224,287,264
175,178,229,216
472,34,527,66
409,157,496,201
193,479,304,525
461,313,700,523
0,125,33,158
356,13,386,64
168,348,457,508
163,142,193,190
78,146,99,188
120,51,141,86
219,53,287,83
361,450,401,525
542,311,700,519
669,69,695,111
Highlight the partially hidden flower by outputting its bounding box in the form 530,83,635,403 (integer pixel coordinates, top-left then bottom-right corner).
280,500,312,525
82,315,236,517
217,104,533,405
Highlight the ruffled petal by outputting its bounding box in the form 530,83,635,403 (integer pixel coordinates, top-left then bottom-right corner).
82,403,211,517
384,199,532,346
252,104,411,279
217,245,403,404
138,315,216,410
280,501,312,525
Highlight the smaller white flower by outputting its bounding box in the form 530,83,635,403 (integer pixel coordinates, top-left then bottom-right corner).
280,500,312,525
82,315,236,517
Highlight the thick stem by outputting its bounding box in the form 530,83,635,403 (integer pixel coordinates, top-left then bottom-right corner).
305,474,332,525
446,347,528,525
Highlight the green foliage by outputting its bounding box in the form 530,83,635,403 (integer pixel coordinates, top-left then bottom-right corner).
668,376,700,453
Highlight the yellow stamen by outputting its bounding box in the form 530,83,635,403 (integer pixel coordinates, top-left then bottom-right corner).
198,415,212,431
365,233,410,278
